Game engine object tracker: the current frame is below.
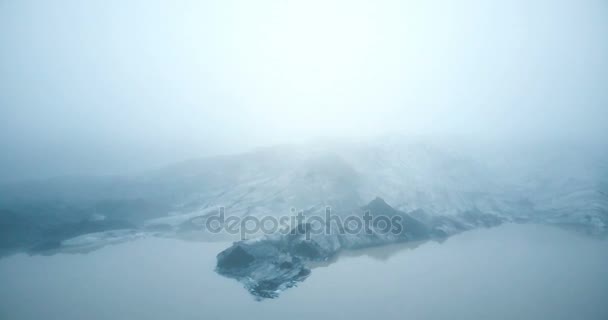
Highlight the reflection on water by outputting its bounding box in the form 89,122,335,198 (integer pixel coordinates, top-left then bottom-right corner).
333,239,427,262
0,224,607,320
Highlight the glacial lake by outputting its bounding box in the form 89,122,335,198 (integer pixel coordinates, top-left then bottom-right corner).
1,223,607,320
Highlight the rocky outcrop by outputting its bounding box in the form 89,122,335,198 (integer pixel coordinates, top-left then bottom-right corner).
216,197,505,299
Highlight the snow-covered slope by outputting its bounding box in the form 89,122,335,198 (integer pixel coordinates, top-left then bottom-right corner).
142,137,607,235
1,136,606,256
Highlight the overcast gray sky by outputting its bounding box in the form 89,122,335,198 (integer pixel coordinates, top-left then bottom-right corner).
1,0,607,181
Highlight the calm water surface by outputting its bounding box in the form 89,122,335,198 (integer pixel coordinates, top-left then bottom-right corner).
1,224,607,320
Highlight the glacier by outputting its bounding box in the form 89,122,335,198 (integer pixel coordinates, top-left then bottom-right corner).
0,136,606,298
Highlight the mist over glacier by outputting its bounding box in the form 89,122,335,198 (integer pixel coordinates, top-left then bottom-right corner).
1,0,607,318
1,0,607,181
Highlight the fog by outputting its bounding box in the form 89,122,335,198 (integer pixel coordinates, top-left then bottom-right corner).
1,0,607,181
1,2,608,316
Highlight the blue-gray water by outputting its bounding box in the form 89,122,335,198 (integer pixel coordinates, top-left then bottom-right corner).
1,224,607,320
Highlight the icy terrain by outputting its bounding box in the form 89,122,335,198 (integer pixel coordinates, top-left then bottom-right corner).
1,136,606,257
